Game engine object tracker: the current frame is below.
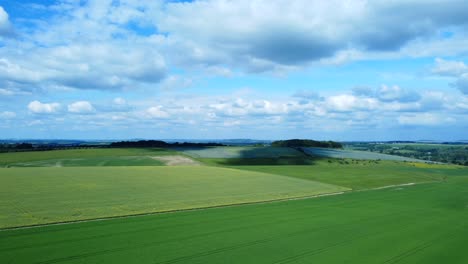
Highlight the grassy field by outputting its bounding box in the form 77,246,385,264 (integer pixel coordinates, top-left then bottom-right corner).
2,176,467,264
0,166,347,228
179,146,305,159
0,148,178,167
229,160,464,190
302,147,425,162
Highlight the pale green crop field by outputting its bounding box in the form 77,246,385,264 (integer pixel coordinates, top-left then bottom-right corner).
0,166,347,228
0,148,177,167
2,176,468,264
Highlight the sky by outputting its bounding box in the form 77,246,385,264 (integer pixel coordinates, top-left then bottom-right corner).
0,0,467,141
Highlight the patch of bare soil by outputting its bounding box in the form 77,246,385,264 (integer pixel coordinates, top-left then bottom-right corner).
151,155,201,166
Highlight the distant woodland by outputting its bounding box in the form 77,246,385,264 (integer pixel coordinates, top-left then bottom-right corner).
271,139,343,149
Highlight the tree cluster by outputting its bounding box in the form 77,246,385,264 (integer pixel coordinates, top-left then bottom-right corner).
109,140,225,148
271,139,342,148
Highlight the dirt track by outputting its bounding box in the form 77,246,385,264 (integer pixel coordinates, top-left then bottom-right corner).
151,155,201,166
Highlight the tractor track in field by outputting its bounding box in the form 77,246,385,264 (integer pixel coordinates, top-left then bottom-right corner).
0,181,433,232
20,209,426,264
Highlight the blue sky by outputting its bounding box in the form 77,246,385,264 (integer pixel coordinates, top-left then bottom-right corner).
0,0,467,140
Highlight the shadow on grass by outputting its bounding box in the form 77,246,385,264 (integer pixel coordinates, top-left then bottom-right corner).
203,147,327,166
211,157,321,166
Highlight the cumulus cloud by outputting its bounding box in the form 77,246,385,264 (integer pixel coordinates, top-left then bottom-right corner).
325,94,378,112
0,6,13,37
5,85,465,138
431,58,468,94
432,58,468,76
1,0,468,96
28,100,61,114
159,0,468,70
68,101,95,113
146,106,169,119
0,2,166,93
377,85,421,102
43,44,166,90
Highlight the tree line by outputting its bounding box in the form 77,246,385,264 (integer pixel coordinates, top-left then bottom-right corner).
271,139,343,148
109,140,225,148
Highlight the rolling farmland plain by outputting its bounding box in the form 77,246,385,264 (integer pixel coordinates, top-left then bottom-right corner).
1,146,467,263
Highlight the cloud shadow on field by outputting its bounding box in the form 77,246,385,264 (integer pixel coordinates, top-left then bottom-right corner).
179,146,326,166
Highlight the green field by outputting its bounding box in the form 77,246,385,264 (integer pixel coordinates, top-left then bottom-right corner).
1,147,467,263
0,166,347,228
179,146,305,159
230,160,463,190
0,148,178,167
302,147,425,162
2,176,468,264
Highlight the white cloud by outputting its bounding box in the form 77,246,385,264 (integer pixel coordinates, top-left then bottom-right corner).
113,97,126,105
28,100,61,114
0,6,13,37
159,0,468,71
432,58,468,77
0,88,14,96
0,111,15,119
325,94,378,112
430,58,468,94
377,85,421,102
146,106,169,119
68,101,95,113
398,113,455,126
1,0,468,97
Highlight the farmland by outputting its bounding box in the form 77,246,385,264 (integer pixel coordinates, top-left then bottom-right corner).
346,142,468,165
0,166,347,228
302,147,425,162
0,146,467,263
0,148,178,167
178,146,305,159
230,160,461,190
1,176,468,264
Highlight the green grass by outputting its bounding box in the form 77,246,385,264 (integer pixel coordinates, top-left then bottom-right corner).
179,146,305,159
199,156,317,165
0,166,347,228
2,176,468,264
0,148,178,167
229,160,464,190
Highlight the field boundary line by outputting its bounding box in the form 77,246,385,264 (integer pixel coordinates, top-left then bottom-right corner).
0,181,434,232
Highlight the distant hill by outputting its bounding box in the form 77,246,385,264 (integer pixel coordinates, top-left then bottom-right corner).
271,139,342,149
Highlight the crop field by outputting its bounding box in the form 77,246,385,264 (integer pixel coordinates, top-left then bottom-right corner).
2,176,468,264
1,147,466,263
230,160,463,190
0,166,347,228
4,156,166,167
302,147,425,162
0,148,178,167
178,146,305,159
